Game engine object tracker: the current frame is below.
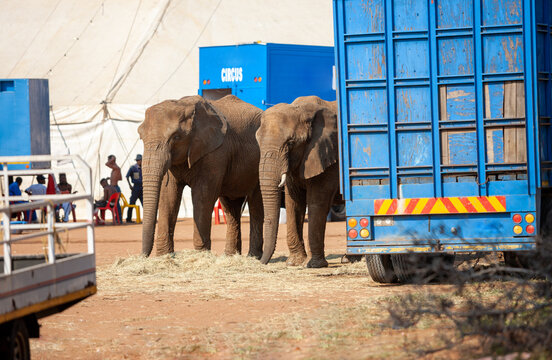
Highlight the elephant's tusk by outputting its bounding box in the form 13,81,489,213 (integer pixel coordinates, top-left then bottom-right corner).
278,173,286,188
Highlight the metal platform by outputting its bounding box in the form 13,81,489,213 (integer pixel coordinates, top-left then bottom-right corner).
0,155,96,324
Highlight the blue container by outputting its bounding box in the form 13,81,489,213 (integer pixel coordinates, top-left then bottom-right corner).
333,0,552,255
0,79,50,169
199,43,336,109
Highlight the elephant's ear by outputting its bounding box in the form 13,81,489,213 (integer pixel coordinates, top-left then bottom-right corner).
188,100,228,167
300,106,338,179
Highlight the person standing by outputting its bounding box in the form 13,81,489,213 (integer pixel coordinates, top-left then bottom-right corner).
125,154,143,223
105,154,122,192
106,154,122,221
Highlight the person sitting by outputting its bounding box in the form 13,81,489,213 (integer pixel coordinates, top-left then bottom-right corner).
8,177,28,220
25,175,47,196
58,173,75,222
9,177,23,198
94,178,119,224
25,175,47,222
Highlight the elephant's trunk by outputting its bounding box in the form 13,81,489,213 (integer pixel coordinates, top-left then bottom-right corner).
141,145,169,256
259,148,286,264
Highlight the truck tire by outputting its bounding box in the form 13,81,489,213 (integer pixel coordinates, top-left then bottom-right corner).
391,254,417,283
365,255,396,283
503,251,533,269
392,254,456,283
1,320,30,360
329,204,346,222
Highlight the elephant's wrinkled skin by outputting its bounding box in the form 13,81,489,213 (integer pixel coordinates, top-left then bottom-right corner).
256,96,339,268
139,95,263,257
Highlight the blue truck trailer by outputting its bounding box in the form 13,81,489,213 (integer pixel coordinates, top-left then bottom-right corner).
198,43,336,109
0,79,50,170
333,0,552,282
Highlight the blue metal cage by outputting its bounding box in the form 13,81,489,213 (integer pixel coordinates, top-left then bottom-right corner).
333,0,551,254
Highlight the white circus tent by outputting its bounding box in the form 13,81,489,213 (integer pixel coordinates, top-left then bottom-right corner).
0,0,334,218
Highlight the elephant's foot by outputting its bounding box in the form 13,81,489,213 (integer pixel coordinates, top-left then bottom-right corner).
286,252,307,266
306,256,329,268
193,245,211,251
247,250,263,260
224,248,240,256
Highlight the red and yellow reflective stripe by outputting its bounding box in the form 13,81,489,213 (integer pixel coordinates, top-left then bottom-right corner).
374,196,506,215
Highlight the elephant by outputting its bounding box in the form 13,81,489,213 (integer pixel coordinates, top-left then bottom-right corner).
138,95,264,258
256,95,339,268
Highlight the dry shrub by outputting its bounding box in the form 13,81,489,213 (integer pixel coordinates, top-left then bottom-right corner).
386,239,552,358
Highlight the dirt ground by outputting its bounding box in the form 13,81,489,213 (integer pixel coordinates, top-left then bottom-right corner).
15,218,468,360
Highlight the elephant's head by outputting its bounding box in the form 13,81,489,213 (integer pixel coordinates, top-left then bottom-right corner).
256,96,338,264
138,95,227,256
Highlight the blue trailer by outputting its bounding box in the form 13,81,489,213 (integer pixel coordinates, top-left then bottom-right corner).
0,79,50,170
198,43,336,109
333,0,552,281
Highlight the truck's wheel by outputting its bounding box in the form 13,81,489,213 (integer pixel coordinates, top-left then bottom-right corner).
329,204,346,222
9,320,30,360
391,254,417,282
503,251,533,269
365,255,396,283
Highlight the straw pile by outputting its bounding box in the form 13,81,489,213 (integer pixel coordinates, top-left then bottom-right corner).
97,250,368,298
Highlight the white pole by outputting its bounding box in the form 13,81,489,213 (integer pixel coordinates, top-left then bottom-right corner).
2,161,12,274
47,203,55,264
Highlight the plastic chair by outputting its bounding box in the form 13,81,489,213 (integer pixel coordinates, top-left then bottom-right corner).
213,199,226,225
120,193,141,224
95,192,121,225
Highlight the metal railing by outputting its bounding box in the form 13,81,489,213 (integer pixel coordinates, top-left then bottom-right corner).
0,155,95,275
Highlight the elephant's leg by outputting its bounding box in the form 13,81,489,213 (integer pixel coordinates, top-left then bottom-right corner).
166,182,186,251
246,183,264,258
191,182,219,251
156,172,182,255
219,196,245,255
285,181,307,266
305,173,338,268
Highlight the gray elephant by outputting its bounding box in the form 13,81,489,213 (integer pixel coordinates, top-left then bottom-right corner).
138,95,263,257
257,96,339,268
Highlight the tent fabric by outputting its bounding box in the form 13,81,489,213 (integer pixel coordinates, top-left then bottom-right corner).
0,0,334,218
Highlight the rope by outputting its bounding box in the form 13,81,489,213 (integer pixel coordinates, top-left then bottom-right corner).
145,0,224,104
104,0,172,104
50,106,86,191
108,0,143,91
7,0,63,77
43,1,105,77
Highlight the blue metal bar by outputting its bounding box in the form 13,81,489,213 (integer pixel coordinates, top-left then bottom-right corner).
473,0,487,196
333,0,349,200
429,1,441,198
384,1,398,199
525,0,540,195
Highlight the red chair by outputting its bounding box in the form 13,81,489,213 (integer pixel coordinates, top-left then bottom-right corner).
213,199,226,225
95,192,121,225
